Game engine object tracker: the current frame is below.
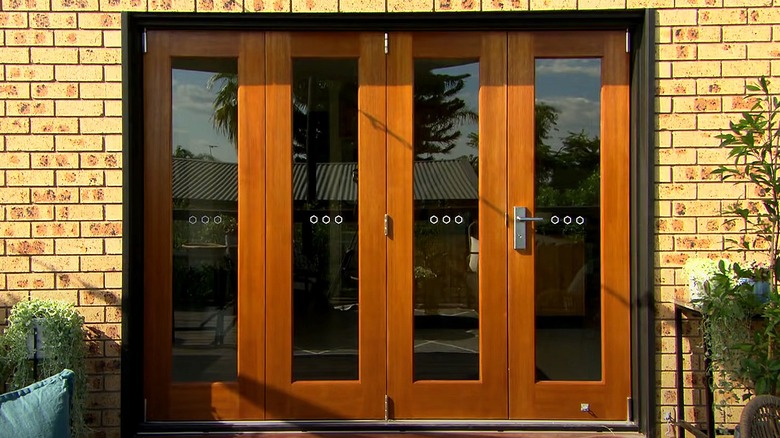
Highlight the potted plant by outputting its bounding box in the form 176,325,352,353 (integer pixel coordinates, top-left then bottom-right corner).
0,299,89,438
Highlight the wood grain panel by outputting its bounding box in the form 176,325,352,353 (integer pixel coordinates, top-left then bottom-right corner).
265,32,386,420
237,31,266,419
169,383,240,420
411,32,482,58
291,33,361,57
164,31,241,57
388,32,508,420
143,29,173,420
532,31,609,58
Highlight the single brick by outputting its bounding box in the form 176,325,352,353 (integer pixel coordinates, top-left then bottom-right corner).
104,65,121,82
434,0,480,11
82,222,122,237
656,165,672,183
573,0,625,9
696,78,747,94
672,165,719,182
725,0,771,5
7,100,54,116
697,148,730,164
31,118,79,134
673,0,722,7
30,47,79,64
99,0,147,10
725,95,760,111
672,61,721,77
747,42,780,59
658,113,696,130
339,0,384,11
105,169,121,186
55,135,103,151
104,204,121,220
105,238,121,254
0,84,31,98
55,30,103,46
197,0,244,12
77,13,121,29
657,96,672,113
2,136,51,152
657,184,697,200
0,12,29,27
0,118,30,134
32,188,77,203
56,205,103,220
56,272,104,289
104,135,121,151
80,83,122,99
32,152,79,168
387,0,433,11
656,79,697,95
104,100,121,117
5,65,54,82
7,239,54,255
32,82,79,99
148,0,197,11
672,131,720,147
30,255,80,272
656,26,673,44
0,48,30,64
697,217,738,233
722,24,772,42
77,306,105,323
79,47,121,64
55,238,103,254
103,30,121,47
0,222,31,238
657,44,697,61
0,257,30,273
656,218,697,233
55,65,103,81
81,255,121,272
698,182,745,199
657,9,697,26
7,273,54,290
529,0,576,9
628,0,672,6
676,235,720,251
698,113,738,130
722,60,771,76
80,289,121,306
699,8,748,24
0,188,30,204
52,0,100,10
6,205,54,221
56,100,104,116
0,153,30,169
30,12,78,28
80,187,122,203
673,96,721,112
671,26,721,43
6,170,54,186
56,170,104,186
748,7,780,24
697,43,747,60
6,30,54,46
32,222,80,238
245,0,291,11
82,153,120,168
80,117,122,134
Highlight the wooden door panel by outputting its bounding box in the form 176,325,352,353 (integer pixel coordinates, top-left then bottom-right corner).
507,31,631,420
386,32,508,420
264,32,387,420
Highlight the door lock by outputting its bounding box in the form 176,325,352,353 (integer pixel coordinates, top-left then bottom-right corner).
513,206,543,250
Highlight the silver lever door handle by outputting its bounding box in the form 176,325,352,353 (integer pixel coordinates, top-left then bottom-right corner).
514,206,543,250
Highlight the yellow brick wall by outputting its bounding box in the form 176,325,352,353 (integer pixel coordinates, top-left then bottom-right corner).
1,0,780,437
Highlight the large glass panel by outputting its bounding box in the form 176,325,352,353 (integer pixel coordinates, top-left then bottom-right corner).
413,59,480,381
292,59,359,381
171,58,238,382
534,58,602,381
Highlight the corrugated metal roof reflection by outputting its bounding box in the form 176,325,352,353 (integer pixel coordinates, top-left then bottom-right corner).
173,157,477,203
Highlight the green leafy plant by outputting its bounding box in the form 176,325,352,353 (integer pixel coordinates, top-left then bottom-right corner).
0,299,88,438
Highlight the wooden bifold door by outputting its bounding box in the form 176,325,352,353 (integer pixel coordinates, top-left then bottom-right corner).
143,30,630,422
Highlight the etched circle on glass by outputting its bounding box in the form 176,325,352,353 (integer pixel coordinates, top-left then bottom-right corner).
201,216,210,224
188,216,198,225
429,216,439,225
322,216,331,224
442,215,451,224
454,215,464,224
563,216,572,225
576,216,585,225
214,216,222,224
309,215,318,224
334,215,343,224
551,215,560,224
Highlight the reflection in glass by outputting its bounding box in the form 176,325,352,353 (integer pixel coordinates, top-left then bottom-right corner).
171,58,238,382
292,59,359,381
413,59,480,381
534,58,602,381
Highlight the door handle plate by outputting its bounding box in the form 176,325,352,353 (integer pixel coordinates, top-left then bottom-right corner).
514,206,543,250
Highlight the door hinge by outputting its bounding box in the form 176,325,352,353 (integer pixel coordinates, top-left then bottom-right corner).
142,30,147,54
143,398,147,421
384,214,390,236
625,30,630,53
384,32,389,54
627,396,633,422
384,394,391,421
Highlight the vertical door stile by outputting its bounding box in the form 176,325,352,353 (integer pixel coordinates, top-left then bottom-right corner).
237,31,266,419
506,32,535,420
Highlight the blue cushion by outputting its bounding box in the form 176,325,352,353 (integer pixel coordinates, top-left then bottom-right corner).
0,369,75,438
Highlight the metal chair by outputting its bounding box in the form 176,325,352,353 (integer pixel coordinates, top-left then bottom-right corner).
739,394,780,438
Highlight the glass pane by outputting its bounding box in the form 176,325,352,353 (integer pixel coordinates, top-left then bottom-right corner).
292,59,359,381
413,59,480,381
171,58,238,382
534,58,602,381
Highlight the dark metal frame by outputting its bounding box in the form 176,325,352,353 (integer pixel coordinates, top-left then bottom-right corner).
122,10,655,437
